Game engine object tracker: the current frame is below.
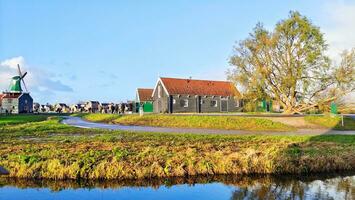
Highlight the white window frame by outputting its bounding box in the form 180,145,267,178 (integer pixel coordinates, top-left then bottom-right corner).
235,99,240,107
181,99,189,107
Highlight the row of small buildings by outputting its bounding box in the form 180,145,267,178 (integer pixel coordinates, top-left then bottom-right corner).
136,77,284,113
32,101,131,114
1,74,282,114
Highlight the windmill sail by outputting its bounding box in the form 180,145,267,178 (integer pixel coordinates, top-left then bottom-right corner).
17,64,28,92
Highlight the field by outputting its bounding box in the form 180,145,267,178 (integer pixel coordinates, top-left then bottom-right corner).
0,114,49,126
0,115,354,180
305,115,355,130
82,113,295,131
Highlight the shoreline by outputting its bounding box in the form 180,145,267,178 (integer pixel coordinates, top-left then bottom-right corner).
1,171,355,186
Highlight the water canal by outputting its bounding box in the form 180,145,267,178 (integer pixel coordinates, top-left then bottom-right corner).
0,173,354,200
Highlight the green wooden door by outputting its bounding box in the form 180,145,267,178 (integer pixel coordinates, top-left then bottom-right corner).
330,102,337,114
143,102,153,112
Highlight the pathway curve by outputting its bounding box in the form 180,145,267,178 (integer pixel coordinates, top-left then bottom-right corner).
61,117,355,135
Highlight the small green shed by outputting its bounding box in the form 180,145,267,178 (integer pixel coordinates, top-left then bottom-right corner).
136,88,154,113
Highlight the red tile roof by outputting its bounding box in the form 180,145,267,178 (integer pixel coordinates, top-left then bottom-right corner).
160,77,241,97
137,88,153,102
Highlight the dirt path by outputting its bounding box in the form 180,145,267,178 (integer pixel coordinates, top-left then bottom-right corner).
62,117,355,135
260,117,322,129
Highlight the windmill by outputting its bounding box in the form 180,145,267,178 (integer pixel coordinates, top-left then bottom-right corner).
8,64,28,93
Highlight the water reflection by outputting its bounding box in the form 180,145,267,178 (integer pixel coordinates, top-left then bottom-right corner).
0,173,354,200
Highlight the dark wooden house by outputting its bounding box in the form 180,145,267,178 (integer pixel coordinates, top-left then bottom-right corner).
152,77,242,113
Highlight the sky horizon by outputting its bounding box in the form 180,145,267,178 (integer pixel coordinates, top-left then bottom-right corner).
1,0,354,104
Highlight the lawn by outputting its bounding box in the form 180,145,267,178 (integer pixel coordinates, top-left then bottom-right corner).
0,114,49,126
0,115,354,180
81,113,294,131
305,115,355,130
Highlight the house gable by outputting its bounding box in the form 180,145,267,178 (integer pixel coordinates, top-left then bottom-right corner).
152,78,170,98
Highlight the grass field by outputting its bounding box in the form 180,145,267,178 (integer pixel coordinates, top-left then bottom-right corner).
0,115,354,180
81,113,355,131
0,114,50,126
305,115,355,130
82,113,294,131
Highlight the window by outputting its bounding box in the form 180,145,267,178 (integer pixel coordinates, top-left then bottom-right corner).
180,99,188,107
173,99,176,104
7,99,12,103
211,100,217,107
235,99,240,107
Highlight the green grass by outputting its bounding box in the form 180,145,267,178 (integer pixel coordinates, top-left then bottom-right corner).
0,115,354,180
82,113,294,131
305,115,355,130
0,114,49,126
82,113,120,123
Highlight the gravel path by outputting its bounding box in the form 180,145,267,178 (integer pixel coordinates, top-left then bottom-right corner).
62,117,355,135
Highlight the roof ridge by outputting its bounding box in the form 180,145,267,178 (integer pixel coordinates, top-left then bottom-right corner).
160,77,232,83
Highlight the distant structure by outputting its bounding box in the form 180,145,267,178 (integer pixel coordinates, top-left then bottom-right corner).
54,103,70,113
0,64,33,114
84,101,100,113
136,88,154,113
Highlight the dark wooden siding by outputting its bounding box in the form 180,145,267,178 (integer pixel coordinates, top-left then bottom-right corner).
169,95,242,113
18,93,33,113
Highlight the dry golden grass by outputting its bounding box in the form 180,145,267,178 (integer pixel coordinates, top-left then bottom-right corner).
0,115,354,180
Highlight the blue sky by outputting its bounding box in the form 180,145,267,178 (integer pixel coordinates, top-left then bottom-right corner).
1,0,354,104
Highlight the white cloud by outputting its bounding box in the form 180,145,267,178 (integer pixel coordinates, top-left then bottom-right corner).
320,1,355,103
0,56,73,103
322,1,355,60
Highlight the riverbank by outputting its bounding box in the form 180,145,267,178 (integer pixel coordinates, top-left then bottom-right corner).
1,115,355,180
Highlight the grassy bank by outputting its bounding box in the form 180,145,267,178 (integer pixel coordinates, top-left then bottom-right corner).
82,113,355,131
82,113,294,131
0,115,354,180
305,115,355,130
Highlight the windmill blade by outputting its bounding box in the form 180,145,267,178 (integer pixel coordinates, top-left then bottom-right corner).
21,72,27,79
17,64,23,77
21,78,28,92
17,64,28,92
